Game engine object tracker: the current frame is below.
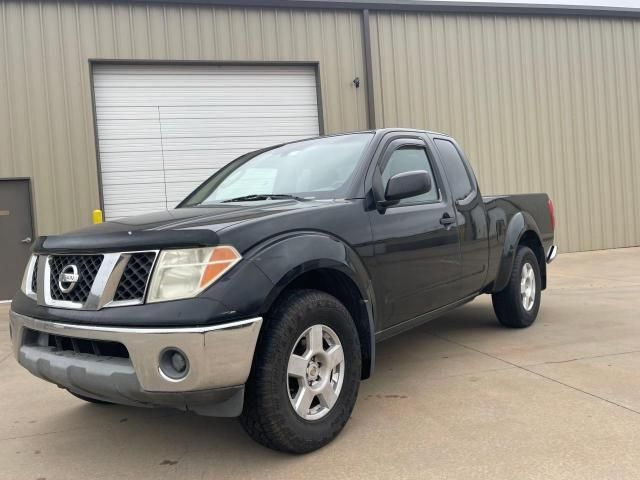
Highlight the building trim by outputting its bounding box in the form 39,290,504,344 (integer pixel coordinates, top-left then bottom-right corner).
362,9,376,130
313,63,326,135
118,0,640,19
88,62,105,212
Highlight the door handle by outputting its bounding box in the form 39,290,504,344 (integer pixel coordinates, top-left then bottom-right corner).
439,215,455,226
20,236,32,244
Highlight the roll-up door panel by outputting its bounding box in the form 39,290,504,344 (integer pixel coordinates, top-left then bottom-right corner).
93,64,320,220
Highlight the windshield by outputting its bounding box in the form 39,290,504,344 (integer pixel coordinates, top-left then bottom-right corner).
181,133,373,206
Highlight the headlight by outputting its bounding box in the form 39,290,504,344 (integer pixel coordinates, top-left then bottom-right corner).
147,246,241,303
20,255,37,296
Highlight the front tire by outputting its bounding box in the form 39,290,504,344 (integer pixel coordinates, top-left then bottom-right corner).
492,246,541,328
240,289,361,454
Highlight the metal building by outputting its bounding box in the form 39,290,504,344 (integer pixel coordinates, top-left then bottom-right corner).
1,0,640,294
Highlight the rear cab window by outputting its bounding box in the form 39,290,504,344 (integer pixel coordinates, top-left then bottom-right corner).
434,139,474,201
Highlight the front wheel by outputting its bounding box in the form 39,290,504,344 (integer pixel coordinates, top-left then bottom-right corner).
492,246,542,328
240,289,361,453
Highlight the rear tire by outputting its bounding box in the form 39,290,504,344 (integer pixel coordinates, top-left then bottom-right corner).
240,289,361,454
492,246,541,328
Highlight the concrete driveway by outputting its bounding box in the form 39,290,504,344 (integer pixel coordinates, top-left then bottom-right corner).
1,247,640,479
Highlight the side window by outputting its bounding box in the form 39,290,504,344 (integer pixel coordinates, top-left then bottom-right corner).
434,139,473,201
381,146,439,205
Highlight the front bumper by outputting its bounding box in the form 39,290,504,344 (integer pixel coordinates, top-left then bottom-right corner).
9,310,262,416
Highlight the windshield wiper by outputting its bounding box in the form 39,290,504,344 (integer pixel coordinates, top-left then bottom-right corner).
221,194,308,203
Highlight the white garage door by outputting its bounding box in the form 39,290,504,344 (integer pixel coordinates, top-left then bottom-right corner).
93,64,321,220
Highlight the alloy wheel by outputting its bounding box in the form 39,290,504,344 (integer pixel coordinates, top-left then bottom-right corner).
520,262,536,311
287,324,345,421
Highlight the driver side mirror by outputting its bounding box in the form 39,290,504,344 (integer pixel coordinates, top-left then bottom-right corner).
378,170,432,208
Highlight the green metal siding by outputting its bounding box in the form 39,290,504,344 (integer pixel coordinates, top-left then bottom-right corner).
0,1,367,235
1,1,639,253
369,11,640,252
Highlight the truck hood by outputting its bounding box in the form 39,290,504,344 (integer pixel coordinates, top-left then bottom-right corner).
34,200,323,254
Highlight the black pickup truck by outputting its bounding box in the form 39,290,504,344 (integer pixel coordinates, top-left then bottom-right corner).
10,129,556,453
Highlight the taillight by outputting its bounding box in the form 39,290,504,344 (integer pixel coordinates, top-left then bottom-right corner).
547,198,555,231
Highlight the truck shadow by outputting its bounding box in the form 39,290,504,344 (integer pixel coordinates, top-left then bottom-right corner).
31,299,504,469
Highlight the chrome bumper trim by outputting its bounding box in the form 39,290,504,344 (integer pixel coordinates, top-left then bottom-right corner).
546,245,558,263
9,311,262,393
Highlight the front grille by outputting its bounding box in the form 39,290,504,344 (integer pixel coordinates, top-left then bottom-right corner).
113,252,156,302
31,257,38,293
38,251,156,309
48,255,104,304
24,328,129,358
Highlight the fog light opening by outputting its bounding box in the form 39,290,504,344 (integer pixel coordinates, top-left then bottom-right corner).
159,348,190,381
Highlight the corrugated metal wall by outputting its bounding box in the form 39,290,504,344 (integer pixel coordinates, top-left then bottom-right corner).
0,1,367,235
369,12,640,252
1,0,639,253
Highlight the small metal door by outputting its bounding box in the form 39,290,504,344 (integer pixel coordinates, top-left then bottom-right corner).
0,179,34,300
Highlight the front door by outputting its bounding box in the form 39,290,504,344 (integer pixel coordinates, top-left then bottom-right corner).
367,136,461,330
0,179,34,300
